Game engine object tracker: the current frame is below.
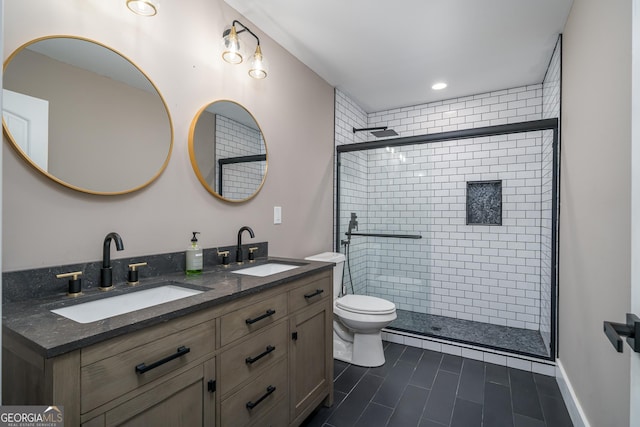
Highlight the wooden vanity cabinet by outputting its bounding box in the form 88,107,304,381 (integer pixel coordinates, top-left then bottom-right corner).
2,269,333,427
3,309,217,427
288,272,333,425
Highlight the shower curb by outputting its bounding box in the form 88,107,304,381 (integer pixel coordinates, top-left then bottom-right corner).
381,328,556,376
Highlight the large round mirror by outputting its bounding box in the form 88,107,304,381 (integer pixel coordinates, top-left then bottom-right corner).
189,100,267,202
2,36,173,195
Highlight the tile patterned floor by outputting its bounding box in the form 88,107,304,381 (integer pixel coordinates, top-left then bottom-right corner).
390,309,549,358
302,342,573,427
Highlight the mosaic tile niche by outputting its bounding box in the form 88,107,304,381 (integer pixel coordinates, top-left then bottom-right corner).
466,180,503,225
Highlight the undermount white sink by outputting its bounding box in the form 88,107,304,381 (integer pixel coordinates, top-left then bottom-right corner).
51,284,203,324
232,263,300,277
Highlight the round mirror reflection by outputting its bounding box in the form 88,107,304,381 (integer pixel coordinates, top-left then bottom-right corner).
2,36,173,195
189,100,267,202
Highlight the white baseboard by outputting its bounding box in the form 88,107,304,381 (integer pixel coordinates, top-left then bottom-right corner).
555,359,591,427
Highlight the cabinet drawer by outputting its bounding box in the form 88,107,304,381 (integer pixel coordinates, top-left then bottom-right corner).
248,394,289,427
220,293,287,346
81,320,215,413
221,357,287,426
104,365,207,427
220,321,288,395
289,273,331,313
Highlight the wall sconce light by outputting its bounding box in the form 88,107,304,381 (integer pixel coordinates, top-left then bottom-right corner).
222,20,268,79
126,0,159,16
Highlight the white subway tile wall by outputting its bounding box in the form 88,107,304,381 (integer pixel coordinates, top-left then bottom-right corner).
215,114,265,200
368,85,542,137
335,90,369,295
341,132,544,330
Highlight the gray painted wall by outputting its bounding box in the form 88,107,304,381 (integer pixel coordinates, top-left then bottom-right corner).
561,0,632,425
2,0,335,272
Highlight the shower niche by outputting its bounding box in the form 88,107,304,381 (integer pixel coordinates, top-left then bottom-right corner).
336,120,559,360
466,180,502,225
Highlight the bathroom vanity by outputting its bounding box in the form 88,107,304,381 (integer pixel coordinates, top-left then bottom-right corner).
2,259,333,426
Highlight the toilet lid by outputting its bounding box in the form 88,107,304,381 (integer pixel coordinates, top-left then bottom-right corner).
335,294,396,315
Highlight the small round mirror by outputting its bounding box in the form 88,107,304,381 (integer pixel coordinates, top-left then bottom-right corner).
2,36,173,195
189,100,267,202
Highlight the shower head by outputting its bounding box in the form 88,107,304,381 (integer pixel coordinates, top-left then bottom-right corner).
352,126,398,138
370,128,399,138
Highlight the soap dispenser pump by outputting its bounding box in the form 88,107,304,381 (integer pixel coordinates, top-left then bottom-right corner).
186,232,203,276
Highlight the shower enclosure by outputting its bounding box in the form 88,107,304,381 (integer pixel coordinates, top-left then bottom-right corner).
336,119,558,360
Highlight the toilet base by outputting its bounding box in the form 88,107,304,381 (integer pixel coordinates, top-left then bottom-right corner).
352,331,385,367
333,329,386,367
333,334,353,365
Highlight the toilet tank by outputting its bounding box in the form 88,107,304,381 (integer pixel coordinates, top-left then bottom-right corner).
304,252,345,297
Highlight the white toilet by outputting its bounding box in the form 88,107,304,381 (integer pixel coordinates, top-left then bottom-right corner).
305,252,397,367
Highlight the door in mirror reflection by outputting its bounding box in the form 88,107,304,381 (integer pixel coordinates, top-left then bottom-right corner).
2,89,49,170
189,100,267,202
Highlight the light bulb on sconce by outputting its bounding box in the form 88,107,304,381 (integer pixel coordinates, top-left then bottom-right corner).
249,45,268,79
222,25,243,64
222,20,268,79
126,0,159,16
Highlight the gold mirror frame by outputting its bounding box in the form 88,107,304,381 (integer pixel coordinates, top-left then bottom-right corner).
188,100,268,203
2,35,174,195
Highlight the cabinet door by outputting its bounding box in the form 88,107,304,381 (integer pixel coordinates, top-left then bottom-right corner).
289,302,331,422
103,360,215,427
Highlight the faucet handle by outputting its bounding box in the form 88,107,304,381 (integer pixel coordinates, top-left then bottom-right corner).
248,247,259,262
127,262,147,285
56,271,83,296
217,250,230,266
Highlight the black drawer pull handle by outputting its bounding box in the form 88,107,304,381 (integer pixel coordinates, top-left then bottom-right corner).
246,345,276,365
246,309,276,325
304,289,324,299
246,385,276,410
135,346,190,374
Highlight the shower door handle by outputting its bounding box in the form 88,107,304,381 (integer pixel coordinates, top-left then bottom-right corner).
603,313,640,353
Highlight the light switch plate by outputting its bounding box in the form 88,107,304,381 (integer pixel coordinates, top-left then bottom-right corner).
274,206,282,224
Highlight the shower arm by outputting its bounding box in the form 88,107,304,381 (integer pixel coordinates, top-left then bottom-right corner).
352,126,388,133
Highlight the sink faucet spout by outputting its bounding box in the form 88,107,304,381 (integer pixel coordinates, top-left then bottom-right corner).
236,226,255,263
101,232,124,289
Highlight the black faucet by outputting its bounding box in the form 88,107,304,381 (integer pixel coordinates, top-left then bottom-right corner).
101,232,124,289
236,226,255,263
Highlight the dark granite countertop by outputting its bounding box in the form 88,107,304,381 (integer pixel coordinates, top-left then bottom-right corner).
2,257,333,359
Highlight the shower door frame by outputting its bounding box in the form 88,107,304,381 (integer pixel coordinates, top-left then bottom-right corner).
335,118,560,360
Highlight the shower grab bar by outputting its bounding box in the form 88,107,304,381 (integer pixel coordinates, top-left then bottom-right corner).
346,232,422,239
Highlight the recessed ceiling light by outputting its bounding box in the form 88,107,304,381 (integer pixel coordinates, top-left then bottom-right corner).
126,0,159,16
432,82,447,90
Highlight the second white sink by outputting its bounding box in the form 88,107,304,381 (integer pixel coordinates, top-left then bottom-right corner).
232,263,299,277
51,284,203,324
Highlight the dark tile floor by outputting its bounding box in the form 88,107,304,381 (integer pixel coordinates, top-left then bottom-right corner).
302,342,573,427
390,309,549,358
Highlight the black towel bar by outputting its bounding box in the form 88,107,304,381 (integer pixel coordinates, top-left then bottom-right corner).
347,232,422,239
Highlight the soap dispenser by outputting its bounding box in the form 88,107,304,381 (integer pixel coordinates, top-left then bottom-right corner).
186,232,203,276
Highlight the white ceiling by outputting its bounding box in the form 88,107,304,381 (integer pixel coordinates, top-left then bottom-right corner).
223,0,573,113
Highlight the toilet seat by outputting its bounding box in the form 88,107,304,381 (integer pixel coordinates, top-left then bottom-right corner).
335,294,396,315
